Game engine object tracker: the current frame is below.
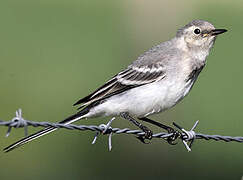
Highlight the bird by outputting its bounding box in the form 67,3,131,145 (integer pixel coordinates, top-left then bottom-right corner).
4,20,227,152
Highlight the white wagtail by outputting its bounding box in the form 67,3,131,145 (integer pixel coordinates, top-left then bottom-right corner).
4,20,227,152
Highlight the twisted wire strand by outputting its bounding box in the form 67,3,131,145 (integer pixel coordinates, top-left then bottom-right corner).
2,120,242,142
0,109,242,152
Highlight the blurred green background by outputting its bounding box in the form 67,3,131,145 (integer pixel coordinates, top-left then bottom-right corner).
0,0,242,179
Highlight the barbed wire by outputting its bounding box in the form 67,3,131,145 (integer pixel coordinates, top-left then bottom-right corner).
0,109,242,152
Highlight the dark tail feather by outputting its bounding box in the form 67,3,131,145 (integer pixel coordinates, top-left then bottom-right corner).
3,109,89,153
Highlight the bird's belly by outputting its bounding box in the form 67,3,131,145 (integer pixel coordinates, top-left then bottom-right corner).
88,79,194,118
159,79,194,110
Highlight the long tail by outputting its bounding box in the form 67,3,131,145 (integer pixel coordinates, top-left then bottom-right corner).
3,109,89,153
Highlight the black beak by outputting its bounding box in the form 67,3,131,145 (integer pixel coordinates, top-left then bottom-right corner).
211,29,227,36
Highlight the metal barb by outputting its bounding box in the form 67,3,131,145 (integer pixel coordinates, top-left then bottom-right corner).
108,132,112,151
5,127,12,138
91,131,99,144
91,117,115,151
5,109,28,137
181,121,199,152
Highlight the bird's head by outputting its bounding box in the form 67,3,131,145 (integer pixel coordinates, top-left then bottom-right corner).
176,20,227,51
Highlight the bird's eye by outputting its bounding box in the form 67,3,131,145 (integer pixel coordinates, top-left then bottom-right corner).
194,28,201,34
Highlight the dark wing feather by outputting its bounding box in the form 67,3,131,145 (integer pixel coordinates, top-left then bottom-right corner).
73,64,165,108
73,76,117,106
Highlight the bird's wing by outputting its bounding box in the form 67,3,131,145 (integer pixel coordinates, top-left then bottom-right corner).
73,63,166,108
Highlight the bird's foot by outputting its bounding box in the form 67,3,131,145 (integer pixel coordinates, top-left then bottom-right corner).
138,117,180,143
120,112,153,143
142,126,153,139
136,126,153,144
166,127,181,145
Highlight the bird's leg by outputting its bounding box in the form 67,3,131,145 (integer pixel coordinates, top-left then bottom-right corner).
138,117,181,145
120,112,153,142
139,117,174,132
